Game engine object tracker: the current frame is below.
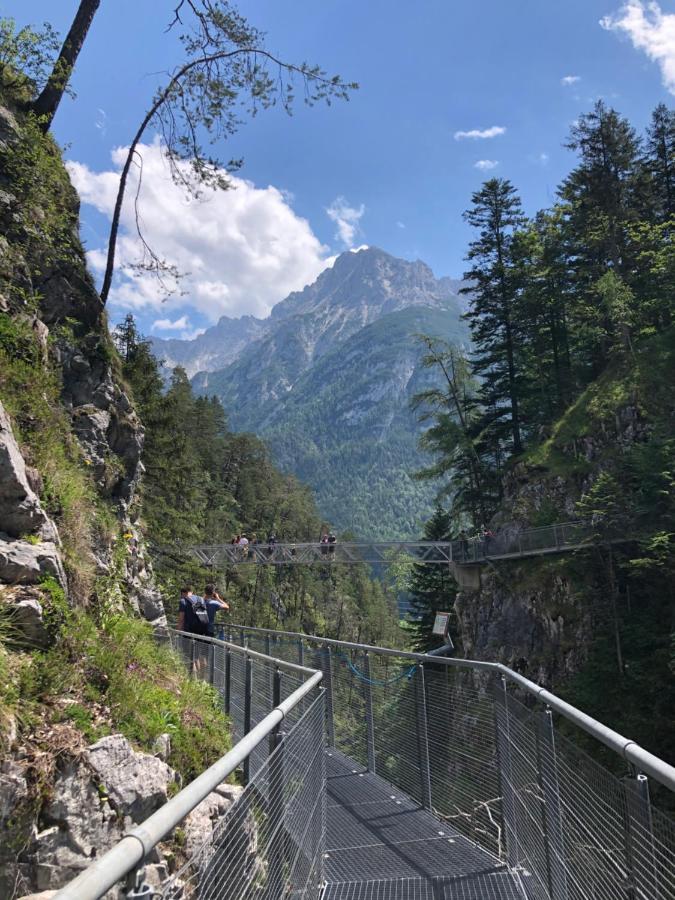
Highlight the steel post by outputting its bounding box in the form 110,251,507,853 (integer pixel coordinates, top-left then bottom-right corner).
321,646,335,747
298,638,305,667
208,642,215,686
625,771,660,899
493,675,519,867
224,645,231,715
190,636,196,674
363,653,376,773
414,664,433,810
267,668,285,900
243,654,253,784
537,708,569,900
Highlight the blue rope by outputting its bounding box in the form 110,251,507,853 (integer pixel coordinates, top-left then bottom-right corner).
334,650,417,686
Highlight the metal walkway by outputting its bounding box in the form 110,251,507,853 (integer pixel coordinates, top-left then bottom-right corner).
54,626,675,900
323,749,527,900
187,520,599,568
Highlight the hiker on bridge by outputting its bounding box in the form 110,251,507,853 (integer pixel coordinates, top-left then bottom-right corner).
204,583,229,637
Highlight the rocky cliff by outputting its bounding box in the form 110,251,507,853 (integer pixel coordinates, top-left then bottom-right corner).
0,94,193,896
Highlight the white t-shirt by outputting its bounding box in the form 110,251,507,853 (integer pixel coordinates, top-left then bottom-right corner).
239,536,249,546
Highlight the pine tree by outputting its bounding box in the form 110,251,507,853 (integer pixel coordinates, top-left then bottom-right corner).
463,178,527,456
645,103,675,222
408,506,456,652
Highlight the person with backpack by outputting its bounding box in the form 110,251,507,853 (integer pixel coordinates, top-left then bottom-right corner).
177,586,209,636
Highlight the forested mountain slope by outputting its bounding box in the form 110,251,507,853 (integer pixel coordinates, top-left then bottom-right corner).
185,248,468,537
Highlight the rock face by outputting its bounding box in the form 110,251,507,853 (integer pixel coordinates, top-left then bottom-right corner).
15,734,176,894
85,734,175,824
0,538,67,591
0,401,58,543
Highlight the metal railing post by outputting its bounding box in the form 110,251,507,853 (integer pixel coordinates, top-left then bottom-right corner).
363,653,376,773
537,708,569,900
224,645,231,715
243,654,253,784
208,642,215,685
298,638,305,667
190,636,196,673
321,646,335,747
267,668,285,900
240,627,246,648
625,771,660,899
493,675,519,867
413,664,433,810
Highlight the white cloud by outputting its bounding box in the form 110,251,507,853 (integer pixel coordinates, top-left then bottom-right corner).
561,75,581,85
454,126,506,140
474,159,499,171
539,152,550,164
396,220,406,229
601,1,675,94
67,140,332,322
152,315,190,332
326,196,365,247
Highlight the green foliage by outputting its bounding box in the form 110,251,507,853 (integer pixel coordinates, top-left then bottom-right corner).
22,611,231,781
0,17,61,104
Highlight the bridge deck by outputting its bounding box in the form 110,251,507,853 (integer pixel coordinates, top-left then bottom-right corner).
323,749,528,900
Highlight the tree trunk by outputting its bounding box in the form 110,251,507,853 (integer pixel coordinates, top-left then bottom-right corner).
31,0,101,132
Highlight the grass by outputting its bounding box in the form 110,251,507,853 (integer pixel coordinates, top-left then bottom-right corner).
16,611,231,782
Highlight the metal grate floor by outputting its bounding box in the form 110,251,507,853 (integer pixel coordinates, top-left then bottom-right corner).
323,750,527,900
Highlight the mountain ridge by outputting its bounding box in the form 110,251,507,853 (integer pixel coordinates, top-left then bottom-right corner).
151,247,470,537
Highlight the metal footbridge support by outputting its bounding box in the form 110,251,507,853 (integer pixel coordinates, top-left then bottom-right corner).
55,626,675,900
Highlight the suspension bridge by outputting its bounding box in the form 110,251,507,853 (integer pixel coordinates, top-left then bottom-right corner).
55,625,675,900
188,520,600,568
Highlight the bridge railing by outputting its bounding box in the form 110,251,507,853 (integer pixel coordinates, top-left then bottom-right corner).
451,520,596,563
53,631,325,900
230,625,675,900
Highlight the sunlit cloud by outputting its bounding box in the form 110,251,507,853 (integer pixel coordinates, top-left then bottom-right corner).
454,126,506,140
67,140,332,322
326,196,366,247
601,1,675,94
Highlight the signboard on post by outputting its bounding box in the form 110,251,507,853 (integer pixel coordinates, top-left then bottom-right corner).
432,612,451,639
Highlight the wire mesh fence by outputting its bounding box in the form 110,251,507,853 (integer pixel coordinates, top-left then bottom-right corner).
229,626,675,900
53,630,325,900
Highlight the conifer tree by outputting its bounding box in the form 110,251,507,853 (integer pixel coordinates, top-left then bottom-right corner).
407,506,456,652
463,178,527,455
645,103,675,221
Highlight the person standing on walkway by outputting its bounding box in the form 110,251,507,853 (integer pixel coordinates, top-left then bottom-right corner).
204,583,229,638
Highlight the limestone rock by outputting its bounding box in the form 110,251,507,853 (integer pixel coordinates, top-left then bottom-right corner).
136,586,167,625
0,537,67,590
12,592,49,648
182,782,244,860
85,734,176,823
0,401,58,542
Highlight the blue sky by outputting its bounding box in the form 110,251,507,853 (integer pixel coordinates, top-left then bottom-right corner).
8,0,675,337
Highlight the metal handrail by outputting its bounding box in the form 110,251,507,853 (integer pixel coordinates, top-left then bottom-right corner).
53,632,323,900
231,624,675,794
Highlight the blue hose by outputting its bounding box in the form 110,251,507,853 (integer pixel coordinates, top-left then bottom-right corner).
334,649,417,686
